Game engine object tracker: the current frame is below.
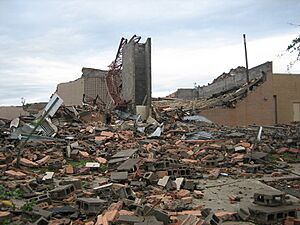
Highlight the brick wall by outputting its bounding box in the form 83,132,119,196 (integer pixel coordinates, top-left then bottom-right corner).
84,76,112,105
198,62,272,97
176,88,198,100
122,38,151,113
200,70,275,126
56,78,84,106
273,73,300,123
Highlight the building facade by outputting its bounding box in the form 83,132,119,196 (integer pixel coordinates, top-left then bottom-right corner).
198,62,300,126
56,68,113,107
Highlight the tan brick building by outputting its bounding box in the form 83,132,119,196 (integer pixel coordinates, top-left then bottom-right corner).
199,62,300,126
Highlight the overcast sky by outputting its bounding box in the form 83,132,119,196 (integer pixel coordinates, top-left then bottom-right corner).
0,0,300,106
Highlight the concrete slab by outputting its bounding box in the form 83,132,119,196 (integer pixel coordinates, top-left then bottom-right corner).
195,177,300,213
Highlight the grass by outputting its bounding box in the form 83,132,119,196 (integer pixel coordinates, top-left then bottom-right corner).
0,185,23,200
282,152,299,162
66,159,91,168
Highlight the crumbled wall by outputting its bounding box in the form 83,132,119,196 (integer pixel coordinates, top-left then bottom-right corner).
198,62,272,97
56,68,112,107
200,64,300,126
56,78,84,106
122,38,151,113
175,88,198,100
200,63,274,126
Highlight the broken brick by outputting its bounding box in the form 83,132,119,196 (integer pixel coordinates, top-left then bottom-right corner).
5,170,26,178
181,196,193,204
65,165,74,174
193,190,204,199
36,155,51,166
79,151,89,158
215,211,237,221
96,157,108,164
176,189,191,198
208,168,220,180
20,158,39,167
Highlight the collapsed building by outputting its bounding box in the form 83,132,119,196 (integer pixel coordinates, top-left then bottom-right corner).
171,62,300,126
0,96,299,224
0,36,299,224
56,36,151,117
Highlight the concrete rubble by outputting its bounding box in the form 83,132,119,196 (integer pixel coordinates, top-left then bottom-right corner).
0,98,298,225
1,34,300,224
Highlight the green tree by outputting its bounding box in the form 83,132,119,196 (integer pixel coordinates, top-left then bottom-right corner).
286,23,300,71
286,34,300,71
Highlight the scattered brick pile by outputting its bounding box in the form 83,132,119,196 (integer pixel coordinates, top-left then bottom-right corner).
0,103,299,224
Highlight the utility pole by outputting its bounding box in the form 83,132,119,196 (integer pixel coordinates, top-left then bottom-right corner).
243,34,250,85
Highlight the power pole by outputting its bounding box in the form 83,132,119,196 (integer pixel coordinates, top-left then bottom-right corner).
243,34,250,85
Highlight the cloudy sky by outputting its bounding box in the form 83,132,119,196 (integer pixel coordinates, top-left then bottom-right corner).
0,0,300,105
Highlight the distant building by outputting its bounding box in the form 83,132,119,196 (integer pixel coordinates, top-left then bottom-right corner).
0,103,46,120
0,106,29,120
171,88,199,100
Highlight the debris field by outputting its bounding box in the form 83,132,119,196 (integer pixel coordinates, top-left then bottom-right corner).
0,97,299,225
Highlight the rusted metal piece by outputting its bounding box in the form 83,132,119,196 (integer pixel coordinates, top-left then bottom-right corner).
83,94,106,108
106,35,141,109
106,37,127,109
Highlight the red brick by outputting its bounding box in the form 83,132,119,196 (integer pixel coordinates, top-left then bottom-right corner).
5,170,26,178
36,155,50,165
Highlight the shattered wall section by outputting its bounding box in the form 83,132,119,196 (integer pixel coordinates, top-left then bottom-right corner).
83,68,113,105
122,38,151,113
201,65,275,126
81,67,107,78
56,68,113,107
200,63,300,125
175,88,199,100
198,62,272,98
56,78,84,106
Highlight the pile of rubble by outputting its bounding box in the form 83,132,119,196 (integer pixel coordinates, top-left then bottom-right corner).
0,96,299,225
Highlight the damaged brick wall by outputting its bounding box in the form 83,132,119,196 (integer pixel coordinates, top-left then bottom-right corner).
121,38,151,113
56,78,84,106
175,88,199,100
200,67,275,126
56,68,113,107
198,62,272,98
199,63,300,126
83,68,113,106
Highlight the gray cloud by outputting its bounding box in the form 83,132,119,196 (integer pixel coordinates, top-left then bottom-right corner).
0,0,300,105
